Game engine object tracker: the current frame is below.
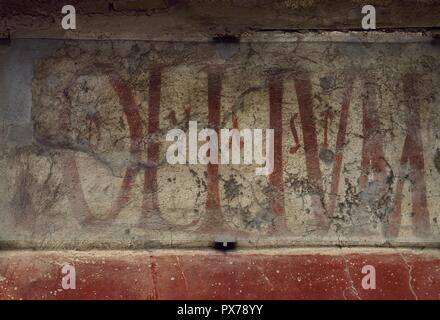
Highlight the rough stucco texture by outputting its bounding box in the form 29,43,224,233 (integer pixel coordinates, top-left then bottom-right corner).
0,38,439,248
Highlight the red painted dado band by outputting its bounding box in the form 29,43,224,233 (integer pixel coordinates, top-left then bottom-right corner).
0,249,438,300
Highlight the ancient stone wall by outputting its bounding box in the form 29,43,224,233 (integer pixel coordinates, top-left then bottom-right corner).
0,0,439,299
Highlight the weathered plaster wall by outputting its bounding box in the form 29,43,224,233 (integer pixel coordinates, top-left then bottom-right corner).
0,248,439,299
0,36,439,248
1,0,440,40
0,0,439,300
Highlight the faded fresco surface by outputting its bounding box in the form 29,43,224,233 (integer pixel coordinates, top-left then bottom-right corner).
1,39,439,247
